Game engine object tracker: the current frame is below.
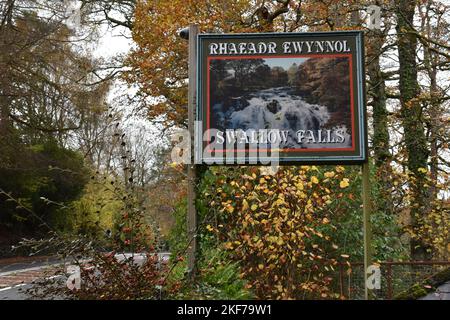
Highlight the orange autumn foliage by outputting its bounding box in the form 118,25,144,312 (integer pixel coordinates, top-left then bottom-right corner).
126,0,362,128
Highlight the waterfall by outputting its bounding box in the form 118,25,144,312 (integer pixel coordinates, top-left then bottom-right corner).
211,87,351,148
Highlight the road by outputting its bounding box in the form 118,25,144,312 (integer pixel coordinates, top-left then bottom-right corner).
0,262,62,300
0,283,33,300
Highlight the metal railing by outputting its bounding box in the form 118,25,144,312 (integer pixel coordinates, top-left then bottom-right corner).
336,261,450,300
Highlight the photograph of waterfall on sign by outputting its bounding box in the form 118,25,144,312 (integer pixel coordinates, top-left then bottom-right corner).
209,56,353,150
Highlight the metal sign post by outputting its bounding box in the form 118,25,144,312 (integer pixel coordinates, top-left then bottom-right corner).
362,161,373,300
186,24,199,279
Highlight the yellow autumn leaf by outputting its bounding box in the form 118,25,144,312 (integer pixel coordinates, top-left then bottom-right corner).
418,167,427,173
324,171,335,178
242,199,249,211
224,242,233,250
311,176,319,184
340,178,350,188
206,225,214,232
226,205,235,213
258,264,264,270
251,204,258,211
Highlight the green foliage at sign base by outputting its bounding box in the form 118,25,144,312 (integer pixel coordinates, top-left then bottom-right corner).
167,198,188,257
172,246,254,300
168,191,253,299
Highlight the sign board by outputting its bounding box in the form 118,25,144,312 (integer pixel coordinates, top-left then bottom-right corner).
196,31,367,164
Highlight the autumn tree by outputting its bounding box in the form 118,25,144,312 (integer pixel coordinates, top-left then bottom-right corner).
126,0,300,128
0,0,125,238
79,0,136,30
396,0,431,260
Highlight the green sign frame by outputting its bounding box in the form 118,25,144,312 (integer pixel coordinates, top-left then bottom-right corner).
195,31,367,164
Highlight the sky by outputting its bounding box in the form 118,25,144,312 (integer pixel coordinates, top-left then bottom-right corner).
94,25,134,59
263,58,309,70
87,24,169,159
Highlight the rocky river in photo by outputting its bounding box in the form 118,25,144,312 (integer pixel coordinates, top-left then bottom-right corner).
211,87,351,149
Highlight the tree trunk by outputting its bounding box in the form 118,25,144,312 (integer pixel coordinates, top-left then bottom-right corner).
422,0,439,204
395,0,431,260
367,25,393,215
